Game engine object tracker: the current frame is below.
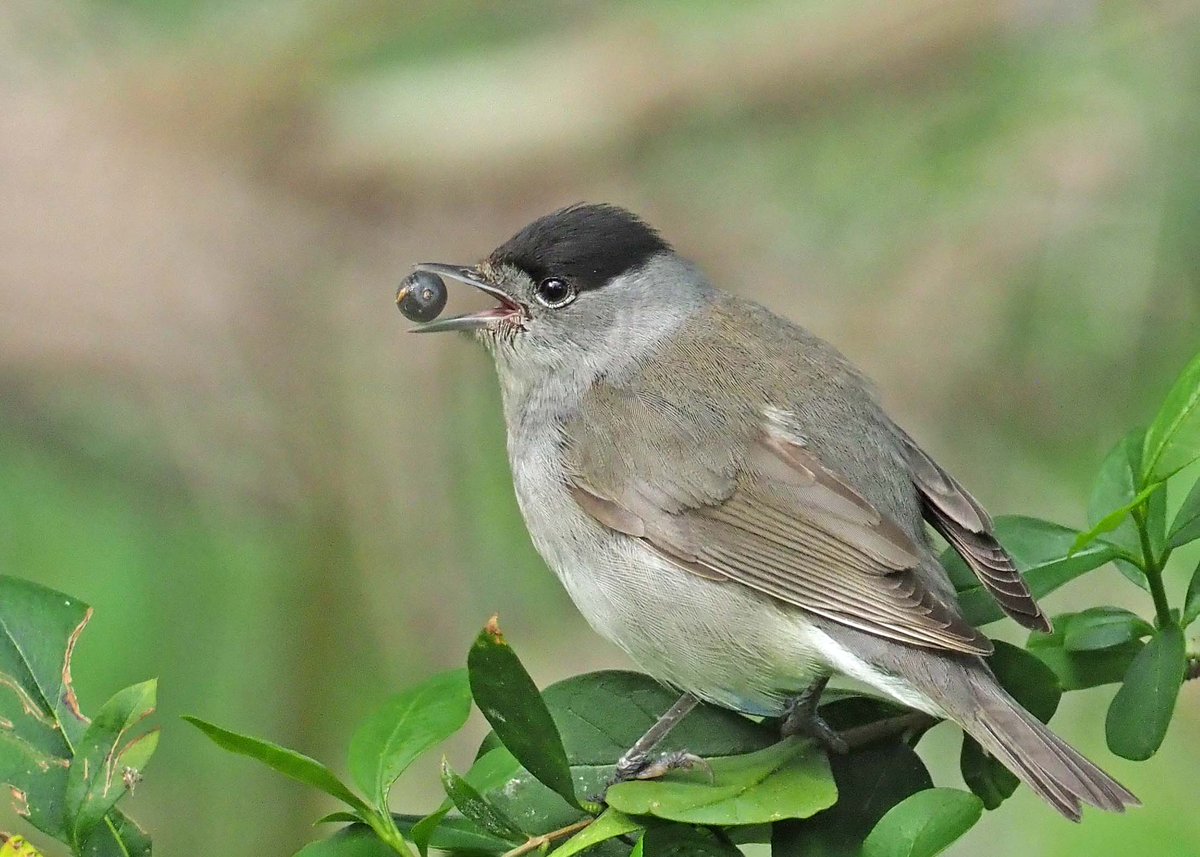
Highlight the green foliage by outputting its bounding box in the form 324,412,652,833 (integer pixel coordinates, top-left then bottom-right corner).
4,351,1198,855
0,576,156,857
467,619,580,809
861,789,984,857
1105,626,1188,761
347,670,471,811
605,738,836,825
1142,351,1200,481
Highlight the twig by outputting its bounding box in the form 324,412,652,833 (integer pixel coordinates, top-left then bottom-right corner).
839,712,938,749
502,818,593,857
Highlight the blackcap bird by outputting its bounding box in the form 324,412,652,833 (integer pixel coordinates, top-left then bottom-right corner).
408,203,1137,820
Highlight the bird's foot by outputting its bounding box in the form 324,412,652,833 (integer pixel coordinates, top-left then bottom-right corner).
781,677,849,754
615,749,712,783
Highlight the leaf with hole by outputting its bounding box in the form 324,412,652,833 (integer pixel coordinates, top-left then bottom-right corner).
347,668,471,809
467,619,578,808
605,737,835,826
183,716,369,814
945,517,1120,626
1105,625,1187,760
861,788,983,857
1143,350,1200,482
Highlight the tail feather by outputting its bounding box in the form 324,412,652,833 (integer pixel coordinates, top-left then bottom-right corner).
961,676,1140,821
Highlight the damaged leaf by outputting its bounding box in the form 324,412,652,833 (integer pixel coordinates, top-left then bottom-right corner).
65,680,160,848
467,618,579,809
0,576,155,855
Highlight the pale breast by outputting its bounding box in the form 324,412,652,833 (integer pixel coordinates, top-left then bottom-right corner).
505,416,830,716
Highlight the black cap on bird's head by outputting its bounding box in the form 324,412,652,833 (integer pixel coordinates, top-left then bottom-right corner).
488,203,672,292
408,203,674,334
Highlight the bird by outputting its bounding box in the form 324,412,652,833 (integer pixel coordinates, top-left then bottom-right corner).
405,202,1138,820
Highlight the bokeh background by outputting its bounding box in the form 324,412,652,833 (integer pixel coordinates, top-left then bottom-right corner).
2,1,1198,854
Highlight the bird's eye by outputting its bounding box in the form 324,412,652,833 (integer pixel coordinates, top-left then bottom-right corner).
534,277,576,309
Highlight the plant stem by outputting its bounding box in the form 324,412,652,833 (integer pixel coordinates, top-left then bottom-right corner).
1133,506,1175,628
840,712,937,748
367,810,418,857
502,818,593,857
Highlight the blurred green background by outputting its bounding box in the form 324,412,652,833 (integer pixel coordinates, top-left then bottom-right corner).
1,0,1198,854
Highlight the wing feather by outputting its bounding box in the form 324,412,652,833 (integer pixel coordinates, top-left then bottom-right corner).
892,426,1052,633
569,429,992,656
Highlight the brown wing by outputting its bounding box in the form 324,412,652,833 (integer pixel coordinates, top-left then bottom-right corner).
569,428,993,656
892,426,1052,633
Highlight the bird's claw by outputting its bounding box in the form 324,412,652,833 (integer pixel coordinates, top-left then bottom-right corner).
781,707,849,754
612,749,712,785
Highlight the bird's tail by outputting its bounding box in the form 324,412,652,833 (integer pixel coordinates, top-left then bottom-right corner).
945,666,1139,821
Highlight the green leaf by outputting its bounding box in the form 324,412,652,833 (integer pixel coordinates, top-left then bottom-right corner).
316,812,365,825
392,813,517,854
183,716,369,813
549,809,641,857
773,740,932,857
65,680,159,847
470,672,776,840
960,737,1017,811
0,576,153,850
347,668,471,809
293,825,396,857
467,619,579,808
629,834,643,857
1169,476,1200,549
641,825,741,857
408,805,451,857
861,788,983,857
529,671,774,765
1063,607,1154,652
1081,433,1169,589
1143,350,1200,482
1184,559,1200,627
440,757,527,843
1027,614,1145,691
0,836,45,857
1105,624,1187,760
605,737,836,825
79,810,153,857
1072,483,1163,557
945,517,1120,626
989,641,1062,720
959,642,1058,809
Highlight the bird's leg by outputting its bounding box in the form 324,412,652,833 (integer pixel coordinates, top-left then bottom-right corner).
780,675,848,754
612,693,709,782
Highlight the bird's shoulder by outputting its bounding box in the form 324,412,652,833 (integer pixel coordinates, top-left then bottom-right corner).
564,291,914,519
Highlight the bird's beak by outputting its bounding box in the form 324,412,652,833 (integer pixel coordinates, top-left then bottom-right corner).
407,263,524,333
